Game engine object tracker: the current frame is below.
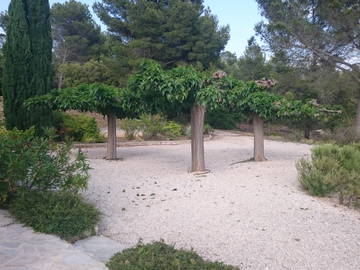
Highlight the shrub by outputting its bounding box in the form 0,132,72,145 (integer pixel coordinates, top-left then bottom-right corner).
120,118,142,140
206,111,244,130
297,144,360,207
0,128,90,205
9,190,100,241
55,113,105,143
140,114,167,139
107,241,239,270
162,121,183,140
183,124,213,138
120,115,184,141
204,124,214,135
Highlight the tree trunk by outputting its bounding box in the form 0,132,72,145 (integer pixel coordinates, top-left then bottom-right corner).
106,113,117,160
253,115,266,161
355,98,360,138
191,104,206,172
304,128,311,139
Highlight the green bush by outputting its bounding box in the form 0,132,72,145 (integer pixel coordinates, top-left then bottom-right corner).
120,118,141,140
120,115,184,141
55,113,105,143
0,128,90,204
297,144,360,207
140,114,167,139
162,121,183,140
206,111,244,130
107,242,239,270
204,124,214,135
9,190,100,241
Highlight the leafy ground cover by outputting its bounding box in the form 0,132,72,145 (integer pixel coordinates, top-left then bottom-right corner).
107,242,239,270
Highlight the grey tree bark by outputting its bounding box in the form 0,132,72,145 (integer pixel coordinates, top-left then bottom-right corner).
355,99,360,137
106,113,117,160
191,104,206,172
253,115,266,162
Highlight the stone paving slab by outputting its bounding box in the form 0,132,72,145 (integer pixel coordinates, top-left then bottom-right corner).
0,210,108,270
74,236,129,263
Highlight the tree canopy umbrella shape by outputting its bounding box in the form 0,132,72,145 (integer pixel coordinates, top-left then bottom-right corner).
127,60,211,172
26,83,136,160
202,79,343,162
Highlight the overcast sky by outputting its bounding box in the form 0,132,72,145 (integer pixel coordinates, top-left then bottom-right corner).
0,0,263,56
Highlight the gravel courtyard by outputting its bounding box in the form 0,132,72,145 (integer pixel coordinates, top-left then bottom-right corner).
82,133,360,270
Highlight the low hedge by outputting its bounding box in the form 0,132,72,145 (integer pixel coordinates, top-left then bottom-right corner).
9,190,100,241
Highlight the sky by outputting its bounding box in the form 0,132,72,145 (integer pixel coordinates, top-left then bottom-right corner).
0,0,263,56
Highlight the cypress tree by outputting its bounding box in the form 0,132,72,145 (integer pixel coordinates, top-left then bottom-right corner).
3,0,53,130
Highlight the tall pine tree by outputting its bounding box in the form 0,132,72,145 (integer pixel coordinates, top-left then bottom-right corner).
3,0,53,130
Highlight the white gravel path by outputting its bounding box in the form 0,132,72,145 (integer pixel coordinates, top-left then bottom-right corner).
82,134,360,270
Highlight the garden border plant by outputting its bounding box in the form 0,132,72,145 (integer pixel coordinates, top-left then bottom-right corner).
0,127,100,240
297,143,360,208
107,241,239,270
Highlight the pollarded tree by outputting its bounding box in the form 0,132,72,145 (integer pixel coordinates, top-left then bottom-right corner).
127,60,218,172
26,83,136,160
3,0,53,131
199,76,342,162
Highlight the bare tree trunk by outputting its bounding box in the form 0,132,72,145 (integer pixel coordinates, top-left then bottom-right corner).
191,104,206,172
355,98,360,137
253,115,266,162
106,113,117,160
58,73,64,90
304,128,311,139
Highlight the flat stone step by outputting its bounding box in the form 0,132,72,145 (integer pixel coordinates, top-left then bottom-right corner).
0,210,108,270
74,236,129,263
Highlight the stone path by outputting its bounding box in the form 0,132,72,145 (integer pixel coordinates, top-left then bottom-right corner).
0,210,120,270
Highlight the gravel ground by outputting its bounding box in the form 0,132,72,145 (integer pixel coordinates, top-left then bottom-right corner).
82,133,360,270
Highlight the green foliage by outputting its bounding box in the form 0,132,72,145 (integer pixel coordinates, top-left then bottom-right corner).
128,60,342,131
256,0,359,130
203,123,214,135
162,121,183,140
9,190,100,240
51,0,103,64
57,60,116,88
120,118,142,140
120,115,184,141
3,0,53,131
55,113,105,143
26,83,134,118
127,60,211,117
220,37,271,81
206,111,241,130
297,144,360,207
107,241,239,270
0,127,90,204
140,114,167,140
94,0,229,68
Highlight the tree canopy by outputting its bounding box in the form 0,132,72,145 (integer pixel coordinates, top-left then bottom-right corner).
52,0,103,64
3,0,53,131
94,0,230,68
